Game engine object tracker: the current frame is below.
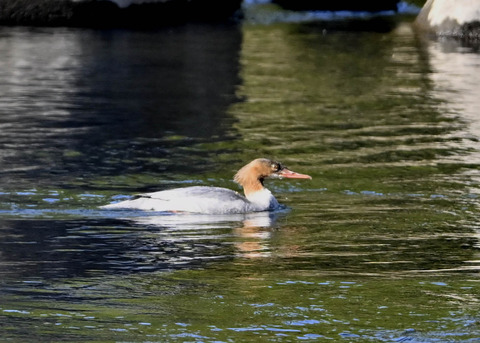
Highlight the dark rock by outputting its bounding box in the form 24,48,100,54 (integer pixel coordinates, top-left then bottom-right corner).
0,0,75,26
0,0,242,27
272,0,399,12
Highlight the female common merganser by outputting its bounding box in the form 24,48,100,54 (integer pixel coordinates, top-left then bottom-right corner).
101,158,311,214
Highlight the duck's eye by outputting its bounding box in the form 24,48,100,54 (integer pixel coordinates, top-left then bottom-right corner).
271,163,281,172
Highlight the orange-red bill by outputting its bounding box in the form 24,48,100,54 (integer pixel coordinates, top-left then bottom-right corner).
278,168,312,179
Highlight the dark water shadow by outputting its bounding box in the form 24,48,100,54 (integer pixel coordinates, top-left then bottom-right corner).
0,24,243,189
0,210,282,282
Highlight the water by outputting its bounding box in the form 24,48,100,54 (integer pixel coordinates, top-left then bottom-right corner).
1,14,480,343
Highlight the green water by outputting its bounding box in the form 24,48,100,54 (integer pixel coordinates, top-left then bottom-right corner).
1,15,480,343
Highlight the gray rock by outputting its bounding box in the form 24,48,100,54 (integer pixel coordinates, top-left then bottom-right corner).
415,0,480,39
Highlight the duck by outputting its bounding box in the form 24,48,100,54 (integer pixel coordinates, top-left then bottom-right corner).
101,158,311,214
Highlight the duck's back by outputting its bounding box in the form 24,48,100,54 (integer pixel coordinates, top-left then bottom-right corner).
102,186,264,214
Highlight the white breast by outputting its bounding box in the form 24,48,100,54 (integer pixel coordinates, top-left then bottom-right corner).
245,188,279,211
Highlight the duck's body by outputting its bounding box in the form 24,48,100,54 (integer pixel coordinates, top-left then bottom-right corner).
102,186,278,214
101,158,311,214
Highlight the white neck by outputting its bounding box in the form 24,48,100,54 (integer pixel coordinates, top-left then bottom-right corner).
245,188,279,211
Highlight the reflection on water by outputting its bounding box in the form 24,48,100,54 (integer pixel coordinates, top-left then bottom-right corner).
0,26,242,190
134,210,281,259
0,210,281,281
1,17,480,342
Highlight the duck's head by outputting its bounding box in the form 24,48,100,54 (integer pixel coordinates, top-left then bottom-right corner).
234,158,311,195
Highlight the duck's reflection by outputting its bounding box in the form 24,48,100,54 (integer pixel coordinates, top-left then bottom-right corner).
233,215,277,258
129,210,283,259
0,211,284,281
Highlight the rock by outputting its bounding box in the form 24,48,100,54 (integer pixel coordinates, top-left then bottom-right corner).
0,0,74,26
415,0,480,39
0,0,242,27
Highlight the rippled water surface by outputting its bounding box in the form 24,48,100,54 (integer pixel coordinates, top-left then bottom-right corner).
1,14,480,342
